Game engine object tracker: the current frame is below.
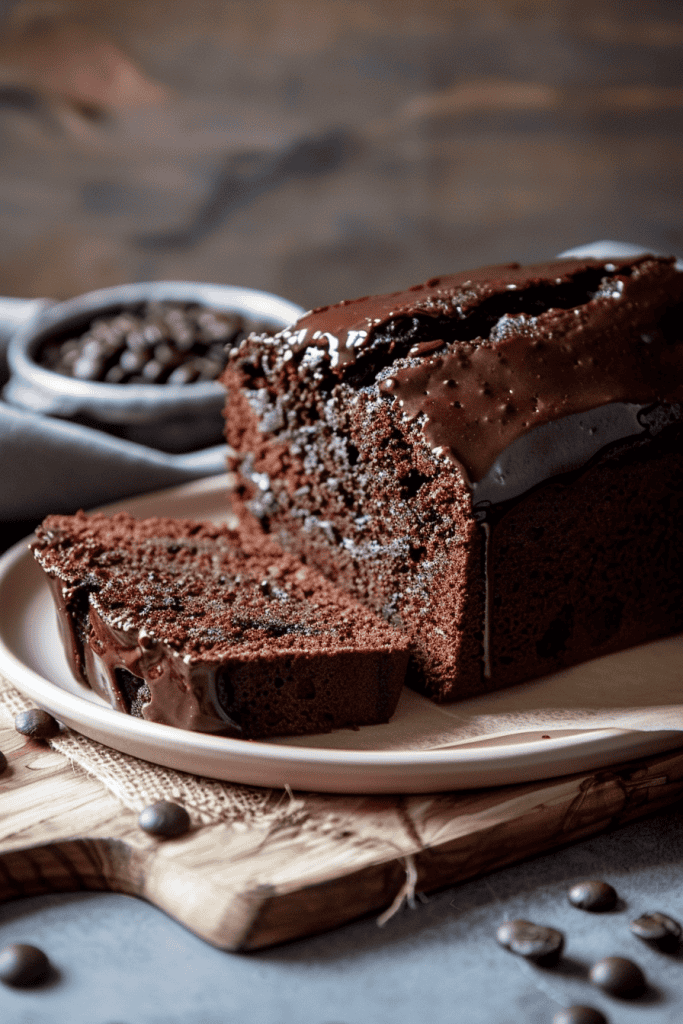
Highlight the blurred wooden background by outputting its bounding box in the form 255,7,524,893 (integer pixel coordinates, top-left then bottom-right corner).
0,0,682,310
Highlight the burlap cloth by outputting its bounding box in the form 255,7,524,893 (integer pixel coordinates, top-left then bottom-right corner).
0,673,305,829
4,632,683,830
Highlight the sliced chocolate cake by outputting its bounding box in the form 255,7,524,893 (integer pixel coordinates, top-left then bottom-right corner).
222,254,683,702
32,512,409,737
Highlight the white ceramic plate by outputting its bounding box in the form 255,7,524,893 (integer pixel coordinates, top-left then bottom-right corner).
1,475,682,794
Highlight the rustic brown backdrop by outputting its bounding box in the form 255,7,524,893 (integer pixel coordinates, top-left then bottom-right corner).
0,0,681,311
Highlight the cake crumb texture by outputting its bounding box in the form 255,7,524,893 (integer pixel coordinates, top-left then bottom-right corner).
32,512,409,738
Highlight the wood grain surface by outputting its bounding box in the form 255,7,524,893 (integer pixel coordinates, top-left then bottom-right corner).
2,702,683,951
1,0,682,310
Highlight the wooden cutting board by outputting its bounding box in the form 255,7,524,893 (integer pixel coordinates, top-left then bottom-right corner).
2,711,683,952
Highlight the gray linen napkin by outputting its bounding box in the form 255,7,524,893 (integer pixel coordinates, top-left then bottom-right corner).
0,400,227,521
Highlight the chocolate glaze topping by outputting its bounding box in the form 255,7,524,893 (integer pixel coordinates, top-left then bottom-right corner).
266,255,683,482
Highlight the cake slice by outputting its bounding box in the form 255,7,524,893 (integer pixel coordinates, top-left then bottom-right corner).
32,511,409,737
222,253,683,702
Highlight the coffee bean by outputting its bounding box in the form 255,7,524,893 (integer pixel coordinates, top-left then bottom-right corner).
495,919,564,966
552,1008,608,1024
59,346,80,368
168,363,199,385
165,319,194,348
138,800,190,838
14,709,60,740
104,365,127,384
125,329,148,353
630,911,682,946
141,359,165,383
0,750,6,774
119,349,147,374
143,322,164,345
81,338,106,360
107,313,138,335
172,332,196,352
90,318,118,342
568,880,617,912
153,343,179,367
197,309,242,342
72,355,103,380
0,943,50,986
589,956,645,998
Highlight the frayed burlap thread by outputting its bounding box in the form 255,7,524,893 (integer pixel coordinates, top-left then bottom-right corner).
0,674,305,828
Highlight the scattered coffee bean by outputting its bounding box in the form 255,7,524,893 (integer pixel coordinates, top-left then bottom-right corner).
495,919,564,966
630,911,682,946
138,800,190,838
14,708,60,740
0,750,6,775
37,301,274,386
589,956,645,998
0,943,50,986
567,880,617,912
552,1008,608,1024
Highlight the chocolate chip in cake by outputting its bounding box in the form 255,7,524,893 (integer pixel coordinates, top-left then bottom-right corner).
14,709,60,740
138,800,190,838
568,880,617,912
630,911,682,947
588,956,646,998
495,919,564,966
0,943,50,986
0,750,6,775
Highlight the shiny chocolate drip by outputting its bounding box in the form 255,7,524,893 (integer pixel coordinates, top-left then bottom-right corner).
377,261,683,482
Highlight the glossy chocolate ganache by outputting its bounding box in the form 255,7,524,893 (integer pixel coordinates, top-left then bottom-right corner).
224,254,683,702
267,254,683,491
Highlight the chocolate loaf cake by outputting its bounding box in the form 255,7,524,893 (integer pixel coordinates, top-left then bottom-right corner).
32,512,409,737
222,254,683,702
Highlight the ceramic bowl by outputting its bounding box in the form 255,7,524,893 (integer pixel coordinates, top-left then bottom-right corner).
4,280,303,452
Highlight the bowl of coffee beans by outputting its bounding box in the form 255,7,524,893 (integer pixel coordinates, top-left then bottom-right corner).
3,281,303,453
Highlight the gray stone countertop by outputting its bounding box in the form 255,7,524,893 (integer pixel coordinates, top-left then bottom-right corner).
2,806,683,1024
